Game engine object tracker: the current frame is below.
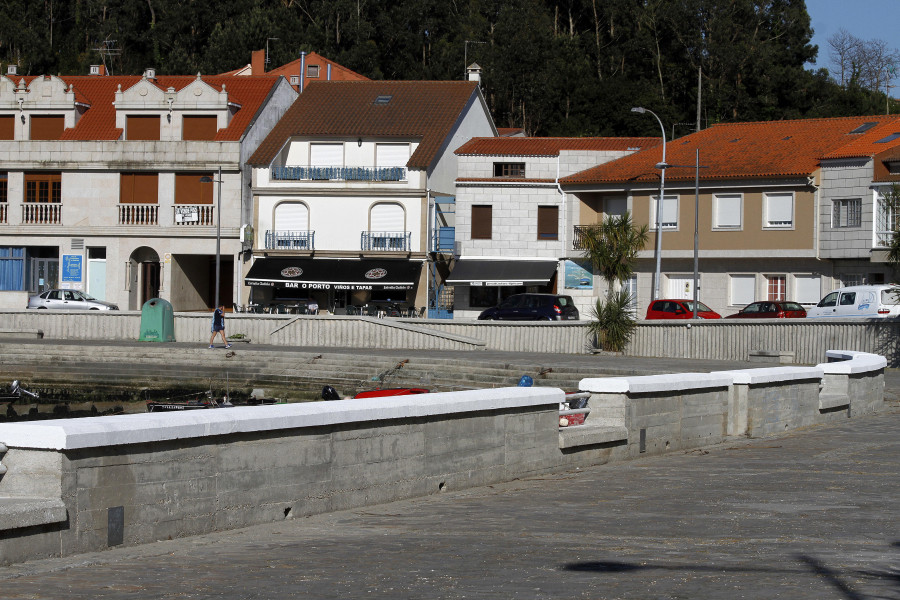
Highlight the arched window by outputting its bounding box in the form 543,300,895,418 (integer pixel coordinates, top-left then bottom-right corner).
368,203,407,250
275,202,309,232
370,202,404,231
272,202,311,249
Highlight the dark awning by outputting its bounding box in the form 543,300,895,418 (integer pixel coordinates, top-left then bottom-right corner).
245,258,422,291
445,259,558,286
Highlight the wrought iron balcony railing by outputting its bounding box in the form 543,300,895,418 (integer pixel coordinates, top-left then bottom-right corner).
361,231,412,251
265,230,315,250
272,165,407,182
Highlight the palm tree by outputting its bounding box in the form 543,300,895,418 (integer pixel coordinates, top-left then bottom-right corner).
580,212,649,352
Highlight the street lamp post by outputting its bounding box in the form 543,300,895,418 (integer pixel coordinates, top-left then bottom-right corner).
631,107,668,301
201,167,222,309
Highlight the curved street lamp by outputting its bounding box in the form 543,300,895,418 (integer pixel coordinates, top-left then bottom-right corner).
631,107,668,301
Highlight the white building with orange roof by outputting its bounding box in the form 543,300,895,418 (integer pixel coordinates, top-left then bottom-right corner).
449,137,659,318
0,65,295,311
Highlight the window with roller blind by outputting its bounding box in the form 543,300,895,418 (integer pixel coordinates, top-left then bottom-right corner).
182,115,218,141
126,115,160,141
119,173,159,203
537,206,558,240
30,115,65,140
309,143,343,167
730,274,755,306
174,173,214,204
650,195,678,230
0,115,14,140
472,205,492,240
764,192,794,228
713,194,742,229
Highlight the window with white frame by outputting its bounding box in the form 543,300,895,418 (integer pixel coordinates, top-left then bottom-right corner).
832,198,861,228
764,192,794,228
713,194,742,229
375,143,410,168
794,274,821,304
767,275,786,300
730,274,755,306
875,188,900,246
309,143,344,167
650,195,678,229
622,275,638,314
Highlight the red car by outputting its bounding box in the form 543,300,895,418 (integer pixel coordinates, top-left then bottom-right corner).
645,299,722,319
725,301,807,319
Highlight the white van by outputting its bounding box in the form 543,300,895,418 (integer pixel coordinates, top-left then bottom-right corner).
807,285,900,318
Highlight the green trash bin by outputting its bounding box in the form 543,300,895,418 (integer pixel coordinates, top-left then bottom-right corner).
139,298,175,342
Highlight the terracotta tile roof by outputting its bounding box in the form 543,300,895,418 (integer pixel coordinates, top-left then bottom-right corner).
562,115,900,185
248,80,485,169
19,75,282,142
221,51,369,83
455,136,660,157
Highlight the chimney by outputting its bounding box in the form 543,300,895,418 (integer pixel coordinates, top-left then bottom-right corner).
143,67,156,79
89,64,106,76
326,63,332,80
251,50,265,75
7,64,17,76
466,63,482,85
299,51,306,93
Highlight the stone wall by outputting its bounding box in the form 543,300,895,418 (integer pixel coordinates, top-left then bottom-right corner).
0,350,885,565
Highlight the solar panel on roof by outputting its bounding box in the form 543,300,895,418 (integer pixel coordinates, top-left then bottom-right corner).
850,122,878,134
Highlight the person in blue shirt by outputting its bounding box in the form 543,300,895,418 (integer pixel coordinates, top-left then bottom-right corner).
208,305,231,349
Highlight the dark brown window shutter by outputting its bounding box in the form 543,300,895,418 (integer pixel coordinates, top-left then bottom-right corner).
175,173,214,204
537,206,559,240
472,205,492,239
0,115,14,140
182,116,218,141
126,115,160,141
120,173,159,204
30,116,65,140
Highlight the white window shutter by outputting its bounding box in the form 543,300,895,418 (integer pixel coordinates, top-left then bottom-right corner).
371,203,404,231
715,195,741,228
274,203,309,231
310,143,344,167
766,193,793,225
376,143,410,167
730,275,755,305
794,275,821,304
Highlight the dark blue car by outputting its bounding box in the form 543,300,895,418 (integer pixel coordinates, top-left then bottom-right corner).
478,293,579,321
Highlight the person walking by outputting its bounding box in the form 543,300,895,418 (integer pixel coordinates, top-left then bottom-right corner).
209,305,231,349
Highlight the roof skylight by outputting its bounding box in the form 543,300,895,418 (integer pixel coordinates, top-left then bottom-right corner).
373,95,393,105
850,122,878,134
875,133,900,144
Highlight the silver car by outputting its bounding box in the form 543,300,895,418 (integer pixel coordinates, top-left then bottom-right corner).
27,289,119,310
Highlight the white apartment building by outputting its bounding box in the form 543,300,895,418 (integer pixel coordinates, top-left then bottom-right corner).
0,66,295,311
246,80,496,314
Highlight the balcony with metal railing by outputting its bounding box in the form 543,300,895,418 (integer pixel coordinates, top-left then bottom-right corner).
265,230,315,250
361,231,412,251
272,165,407,183
23,202,61,225
572,225,592,250
432,226,455,253
118,204,159,225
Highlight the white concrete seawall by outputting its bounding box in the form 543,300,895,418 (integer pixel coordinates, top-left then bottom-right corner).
0,350,884,565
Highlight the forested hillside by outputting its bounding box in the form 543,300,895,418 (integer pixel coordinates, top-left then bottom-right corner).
1,0,893,136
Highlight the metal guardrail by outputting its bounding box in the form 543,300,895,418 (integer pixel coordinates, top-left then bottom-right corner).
361,231,412,251
265,230,315,250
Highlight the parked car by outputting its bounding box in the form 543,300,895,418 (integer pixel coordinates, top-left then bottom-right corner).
725,301,807,319
27,289,119,310
806,285,900,319
645,299,721,319
478,293,579,321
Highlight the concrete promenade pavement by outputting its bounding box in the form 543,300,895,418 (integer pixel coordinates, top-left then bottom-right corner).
0,396,897,598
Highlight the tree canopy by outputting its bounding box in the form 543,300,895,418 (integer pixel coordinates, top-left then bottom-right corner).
2,0,896,136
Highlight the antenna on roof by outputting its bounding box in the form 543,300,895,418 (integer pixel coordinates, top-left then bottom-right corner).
93,37,121,76
266,38,279,69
